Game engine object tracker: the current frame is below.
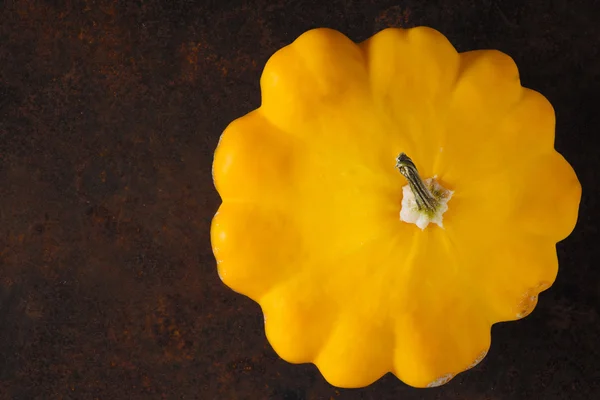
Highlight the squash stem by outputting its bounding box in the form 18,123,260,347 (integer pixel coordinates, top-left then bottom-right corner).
395,153,439,214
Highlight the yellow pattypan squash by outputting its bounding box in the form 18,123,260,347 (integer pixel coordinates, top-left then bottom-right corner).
211,26,582,388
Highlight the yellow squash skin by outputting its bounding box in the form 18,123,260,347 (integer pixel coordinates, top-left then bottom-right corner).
210,27,582,388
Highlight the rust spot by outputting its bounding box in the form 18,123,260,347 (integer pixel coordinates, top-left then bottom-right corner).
1,277,15,287
144,295,195,362
375,6,412,30
24,294,44,319
179,40,242,83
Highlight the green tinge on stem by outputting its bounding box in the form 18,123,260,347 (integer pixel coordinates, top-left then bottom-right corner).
395,153,439,215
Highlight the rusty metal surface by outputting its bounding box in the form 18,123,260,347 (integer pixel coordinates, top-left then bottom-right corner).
1,0,599,399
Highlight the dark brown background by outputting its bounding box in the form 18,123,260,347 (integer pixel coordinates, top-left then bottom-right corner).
1,0,599,399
